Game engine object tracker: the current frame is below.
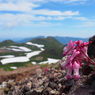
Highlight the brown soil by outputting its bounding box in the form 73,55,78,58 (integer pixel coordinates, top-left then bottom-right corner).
0,49,11,53
0,49,50,84
35,57,43,61
0,64,51,84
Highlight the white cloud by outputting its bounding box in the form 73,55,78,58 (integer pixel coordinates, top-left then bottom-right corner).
0,1,79,16
73,17,87,20
48,0,88,4
0,0,89,12
63,0,88,3
1,0,45,3
0,21,19,29
0,13,65,22
30,22,61,27
0,9,80,29
74,21,95,27
31,10,79,16
0,0,89,29
0,0,90,5
0,13,64,28
0,2,39,12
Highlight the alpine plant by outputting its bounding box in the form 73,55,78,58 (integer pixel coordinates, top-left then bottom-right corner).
60,40,94,81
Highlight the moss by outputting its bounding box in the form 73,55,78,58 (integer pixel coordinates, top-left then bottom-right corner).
4,87,9,94
25,62,32,67
40,63,49,67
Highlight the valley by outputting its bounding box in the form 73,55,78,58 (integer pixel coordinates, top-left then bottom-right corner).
0,37,64,71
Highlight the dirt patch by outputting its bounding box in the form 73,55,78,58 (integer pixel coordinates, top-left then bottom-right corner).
35,56,43,61
0,64,51,84
0,49,11,53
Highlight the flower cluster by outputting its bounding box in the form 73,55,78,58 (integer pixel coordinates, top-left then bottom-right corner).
60,40,92,81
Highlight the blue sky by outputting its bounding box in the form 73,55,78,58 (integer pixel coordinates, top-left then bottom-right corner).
0,0,95,38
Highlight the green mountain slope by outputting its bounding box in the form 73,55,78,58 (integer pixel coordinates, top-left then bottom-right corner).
29,37,64,59
29,37,64,49
0,37,64,58
0,40,16,47
0,37,65,71
0,40,40,51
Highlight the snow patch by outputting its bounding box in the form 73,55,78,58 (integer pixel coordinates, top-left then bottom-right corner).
25,51,42,58
39,58,59,64
26,42,44,51
1,57,29,65
26,42,44,48
10,67,17,69
8,46,32,52
31,62,36,65
10,46,18,48
1,51,42,64
0,55,15,58
18,47,31,52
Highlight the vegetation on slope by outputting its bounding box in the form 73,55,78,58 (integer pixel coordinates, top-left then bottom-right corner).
29,37,64,49
0,37,65,71
0,40,16,47
30,48,64,62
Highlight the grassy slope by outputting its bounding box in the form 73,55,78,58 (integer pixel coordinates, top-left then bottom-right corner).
29,37,64,49
0,40,40,51
0,40,40,56
0,40,40,70
30,37,64,61
0,40,16,47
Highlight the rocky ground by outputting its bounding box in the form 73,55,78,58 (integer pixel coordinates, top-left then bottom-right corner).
0,65,41,84
0,62,95,95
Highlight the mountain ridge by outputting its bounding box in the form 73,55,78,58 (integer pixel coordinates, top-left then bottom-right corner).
0,36,89,45
54,36,89,45
29,36,64,49
0,40,16,47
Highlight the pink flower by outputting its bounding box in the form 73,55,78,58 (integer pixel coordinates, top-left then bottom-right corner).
74,40,88,61
73,61,80,81
81,46,88,61
70,49,80,62
60,60,63,66
66,62,73,81
63,40,74,57
45,68,48,74
74,40,83,47
61,40,94,81
61,56,71,70
84,41,92,46
61,55,81,81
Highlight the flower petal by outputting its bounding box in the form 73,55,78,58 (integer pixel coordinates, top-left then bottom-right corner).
61,55,71,70
73,61,80,81
66,62,73,81
70,49,80,62
63,40,74,56
81,46,88,60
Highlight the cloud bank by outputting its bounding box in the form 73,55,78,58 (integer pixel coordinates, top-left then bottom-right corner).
0,0,92,29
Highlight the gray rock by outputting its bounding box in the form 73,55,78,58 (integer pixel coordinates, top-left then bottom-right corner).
25,90,40,95
35,86,44,93
27,82,32,89
0,90,5,95
23,86,30,93
9,86,24,95
8,91,13,95
49,90,56,94
46,87,52,92
15,89,24,95
68,76,94,95
34,68,42,77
